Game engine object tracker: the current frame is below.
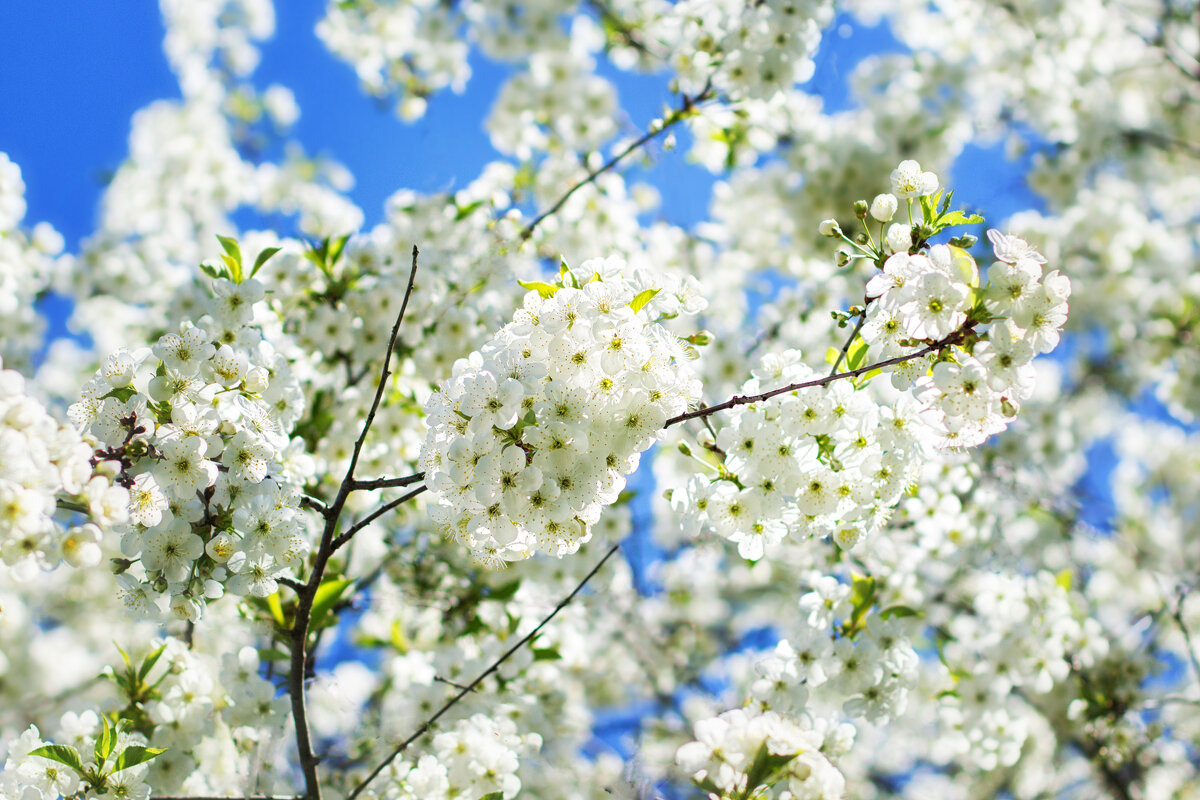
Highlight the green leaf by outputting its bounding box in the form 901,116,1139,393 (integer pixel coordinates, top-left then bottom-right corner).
532,646,561,662
28,744,84,773
856,367,883,386
199,261,226,280
880,604,922,620
846,338,869,371
249,246,282,279
95,716,116,767
487,578,522,602
478,793,505,800
137,643,168,684
919,194,936,225
517,279,558,299
310,578,353,630
216,235,243,283
629,288,660,313
100,386,138,403
327,234,350,267
743,741,798,795
939,210,985,228
113,642,132,670
112,745,166,773
258,648,291,662
454,200,484,221
845,574,877,636
266,591,287,629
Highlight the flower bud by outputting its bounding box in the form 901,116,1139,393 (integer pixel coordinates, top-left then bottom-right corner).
870,193,898,222
818,219,842,237
853,200,869,219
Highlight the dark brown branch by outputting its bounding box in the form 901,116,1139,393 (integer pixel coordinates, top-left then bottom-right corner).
349,471,426,491
330,485,429,553
666,327,968,428
345,541,624,800
518,84,713,243
300,494,328,514
287,246,420,800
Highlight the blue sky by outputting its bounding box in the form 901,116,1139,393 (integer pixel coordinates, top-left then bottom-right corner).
0,3,947,250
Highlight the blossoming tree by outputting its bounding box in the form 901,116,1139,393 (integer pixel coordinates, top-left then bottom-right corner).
1,1,1197,799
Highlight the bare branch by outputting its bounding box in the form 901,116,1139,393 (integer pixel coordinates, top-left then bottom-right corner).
666,327,970,428
333,245,422,511
346,542,624,800
330,485,429,553
349,471,426,492
287,245,421,800
518,84,713,243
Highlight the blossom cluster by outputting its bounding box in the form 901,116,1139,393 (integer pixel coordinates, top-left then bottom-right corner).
671,363,930,559
386,715,541,800
0,152,66,373
664,0,833,101
66,271,310,621
675,707,845,800
752,575,921,725
861,222,1071,447
0,358,128,578
1,720,155,800
420,256,705,563
934,570,1108,771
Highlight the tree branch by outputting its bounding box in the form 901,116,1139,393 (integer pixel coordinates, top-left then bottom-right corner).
666,327,968,428
287,246,420,800
345,541,624,800
518,83,713,243
330,485,429,553
349,471,426,492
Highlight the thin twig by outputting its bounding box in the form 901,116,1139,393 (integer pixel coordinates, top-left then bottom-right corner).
287,246,420,800
433,675,475,692
278,576,305,593
665,327,969,428
349,471,426,492
330,485,429,553
518,84,713,243
828,312,867,376
346,542,624,800
300,494,328,514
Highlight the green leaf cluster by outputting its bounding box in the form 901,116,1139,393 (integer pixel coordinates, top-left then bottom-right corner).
28,715,166,796
200,235,280,284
